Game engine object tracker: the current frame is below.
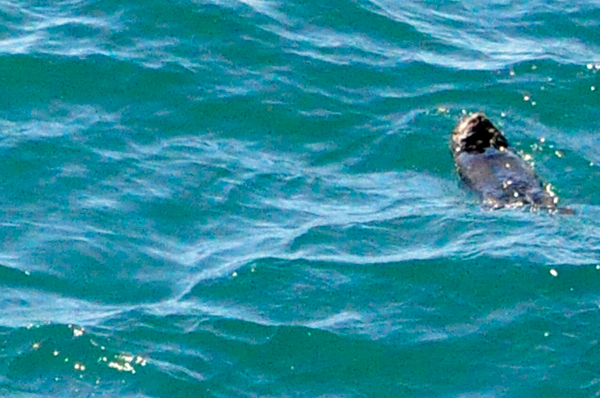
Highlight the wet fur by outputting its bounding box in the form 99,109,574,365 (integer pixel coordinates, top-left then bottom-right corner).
451,113,569,213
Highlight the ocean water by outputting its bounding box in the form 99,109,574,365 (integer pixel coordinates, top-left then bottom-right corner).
1,0,600,396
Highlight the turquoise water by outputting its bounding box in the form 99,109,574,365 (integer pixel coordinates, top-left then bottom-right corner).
1,0,600,396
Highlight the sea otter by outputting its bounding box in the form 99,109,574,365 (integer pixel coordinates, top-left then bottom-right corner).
451,112,570,213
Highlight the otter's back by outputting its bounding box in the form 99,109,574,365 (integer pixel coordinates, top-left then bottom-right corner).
454,147,555,208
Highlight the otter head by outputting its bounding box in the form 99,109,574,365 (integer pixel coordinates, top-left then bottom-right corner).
451,112,509,154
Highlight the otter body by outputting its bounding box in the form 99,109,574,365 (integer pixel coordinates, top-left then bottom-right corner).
451,113,562,211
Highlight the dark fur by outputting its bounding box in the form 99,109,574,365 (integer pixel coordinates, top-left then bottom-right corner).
451,113,570,213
